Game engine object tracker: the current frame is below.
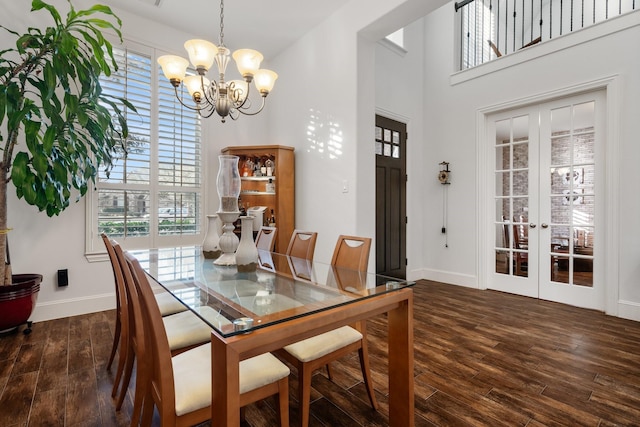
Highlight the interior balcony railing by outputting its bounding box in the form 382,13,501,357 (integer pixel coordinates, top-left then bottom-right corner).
456,0,637,70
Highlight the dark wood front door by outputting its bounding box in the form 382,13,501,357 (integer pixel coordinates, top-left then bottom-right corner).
375,115,407,279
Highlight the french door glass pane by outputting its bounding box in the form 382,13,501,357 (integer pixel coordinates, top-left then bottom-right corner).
549,102,595,287
494,115,529,276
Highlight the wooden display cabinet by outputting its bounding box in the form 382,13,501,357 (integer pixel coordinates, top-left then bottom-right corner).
221,145,295,253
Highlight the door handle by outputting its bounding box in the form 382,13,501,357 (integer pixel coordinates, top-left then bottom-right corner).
529,223,536,229
541,223,549,229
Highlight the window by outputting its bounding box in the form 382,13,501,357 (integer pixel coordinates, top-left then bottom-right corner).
379,28,407,56
385,29,405,49
86,41,203,256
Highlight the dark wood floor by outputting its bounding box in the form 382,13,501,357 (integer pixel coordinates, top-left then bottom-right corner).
2,280,640,426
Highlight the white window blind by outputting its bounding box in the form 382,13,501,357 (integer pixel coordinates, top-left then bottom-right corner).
87,42,203,255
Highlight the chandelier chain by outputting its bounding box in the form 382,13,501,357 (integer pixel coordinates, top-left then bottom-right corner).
219,0,225,47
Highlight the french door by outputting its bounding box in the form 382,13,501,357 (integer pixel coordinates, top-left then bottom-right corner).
487,91,605,310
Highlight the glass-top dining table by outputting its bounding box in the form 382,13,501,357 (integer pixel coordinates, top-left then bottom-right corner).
130,246,415,427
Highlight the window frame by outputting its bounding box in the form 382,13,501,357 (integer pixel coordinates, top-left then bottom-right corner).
85,38,208,260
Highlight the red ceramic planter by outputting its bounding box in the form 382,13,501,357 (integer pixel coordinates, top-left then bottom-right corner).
0,274,42,334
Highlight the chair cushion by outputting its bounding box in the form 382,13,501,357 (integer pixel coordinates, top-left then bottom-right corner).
239,353,290,394
172,344,290,416
155,292,188,316
163,306,230,351
283,326,362,362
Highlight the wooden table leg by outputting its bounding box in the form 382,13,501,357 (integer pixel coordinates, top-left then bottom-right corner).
211,332,241,427
387,290,414,427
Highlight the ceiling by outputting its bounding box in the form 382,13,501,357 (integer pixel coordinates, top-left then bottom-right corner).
104,0,352,59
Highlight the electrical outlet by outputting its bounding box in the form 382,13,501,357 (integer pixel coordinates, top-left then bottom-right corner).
57,269,69,287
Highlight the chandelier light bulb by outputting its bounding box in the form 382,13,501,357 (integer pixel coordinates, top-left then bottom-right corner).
184,75,210,102
253,69,278,95
184,39,218,72
157,55,189,84
232,49,264,79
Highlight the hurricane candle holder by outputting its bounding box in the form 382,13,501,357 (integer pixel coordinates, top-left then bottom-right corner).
214,155,242,266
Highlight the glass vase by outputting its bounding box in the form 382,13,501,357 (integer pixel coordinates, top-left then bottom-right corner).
214,155,241,266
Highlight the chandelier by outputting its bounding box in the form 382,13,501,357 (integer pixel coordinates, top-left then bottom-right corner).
157,0,277,123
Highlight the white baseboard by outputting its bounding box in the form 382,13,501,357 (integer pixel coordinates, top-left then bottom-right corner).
617,300,640,322
30,293,116,323
412,268,478,289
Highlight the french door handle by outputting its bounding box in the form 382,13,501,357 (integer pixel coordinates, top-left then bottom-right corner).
541,223,549,229
529,223,536,229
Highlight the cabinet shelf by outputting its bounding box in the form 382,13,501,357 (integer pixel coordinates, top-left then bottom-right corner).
241,191,276,196
241,176,276,182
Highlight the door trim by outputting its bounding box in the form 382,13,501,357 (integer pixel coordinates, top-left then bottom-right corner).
476,75,620,316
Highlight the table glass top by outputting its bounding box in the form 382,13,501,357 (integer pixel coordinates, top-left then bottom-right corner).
130,246,414,337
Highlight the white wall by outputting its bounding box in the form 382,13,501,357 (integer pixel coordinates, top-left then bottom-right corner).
374,20,427,280
267,0,448,264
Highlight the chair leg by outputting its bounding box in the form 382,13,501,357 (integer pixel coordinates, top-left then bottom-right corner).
138,390,154,427
325,363,333,381
107,313,121,371
130,361,148,427
115,343,135,410
111,332,128,399
277,377,289,427
358,345,379,410
298,364,314,427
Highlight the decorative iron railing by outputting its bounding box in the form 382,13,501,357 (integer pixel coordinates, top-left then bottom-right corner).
456,0,637,70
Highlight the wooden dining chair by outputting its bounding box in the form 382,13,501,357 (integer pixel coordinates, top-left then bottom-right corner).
102,234,190,406
276,235,377,427
285,230,318,260
103,234,187,371
513,224,529,276
285,230,318,281
105,236,224,416
256,226,277,251
123,251,291,427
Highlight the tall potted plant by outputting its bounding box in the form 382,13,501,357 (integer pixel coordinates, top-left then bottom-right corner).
0,0,130,328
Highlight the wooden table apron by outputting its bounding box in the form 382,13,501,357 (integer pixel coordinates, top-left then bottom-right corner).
210,287,415,427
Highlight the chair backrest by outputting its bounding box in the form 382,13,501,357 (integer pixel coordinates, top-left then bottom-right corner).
121,250,177,419
102,234,131,340
102,233,125,313
330,235,371,271
501,216,511,249
256,226,277,251
285,230,318,261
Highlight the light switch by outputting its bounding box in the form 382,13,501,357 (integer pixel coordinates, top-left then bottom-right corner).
342,180,349,193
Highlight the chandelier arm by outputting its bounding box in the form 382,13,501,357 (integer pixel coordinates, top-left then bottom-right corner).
196,105,219,118
232,80,252,110
172,86,206,112
235,96,267,116
236,97,252,111
201,80,219,107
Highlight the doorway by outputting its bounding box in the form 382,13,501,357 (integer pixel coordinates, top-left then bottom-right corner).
375,115,407,279
486,90,605,310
